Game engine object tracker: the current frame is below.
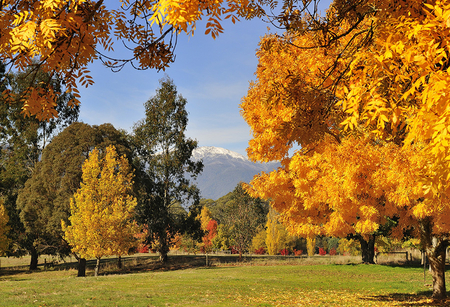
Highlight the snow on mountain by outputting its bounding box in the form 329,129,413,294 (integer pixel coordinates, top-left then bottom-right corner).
192,146,247,162
190,146,280,200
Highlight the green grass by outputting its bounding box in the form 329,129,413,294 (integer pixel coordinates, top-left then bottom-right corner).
0,255,447,306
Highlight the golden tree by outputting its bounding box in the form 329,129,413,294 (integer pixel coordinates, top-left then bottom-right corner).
62,145,138,276
0,199,10,256
265,207,295,255
241,0,450,300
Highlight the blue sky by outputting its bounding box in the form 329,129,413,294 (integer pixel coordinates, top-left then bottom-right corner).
78,2,331,157
77,17,270,157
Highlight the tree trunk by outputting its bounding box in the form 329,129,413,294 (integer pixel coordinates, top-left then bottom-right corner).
358,234,375,264
94,258,101,277
29,246,38,270
77,258,86,277
428,246,447,300
118,255,122,269
158,230,169,263
421,218,448,301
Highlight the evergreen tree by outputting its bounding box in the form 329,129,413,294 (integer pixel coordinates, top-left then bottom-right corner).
133,76,203,263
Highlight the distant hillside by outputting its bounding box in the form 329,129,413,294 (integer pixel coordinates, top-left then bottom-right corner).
191,146,280,200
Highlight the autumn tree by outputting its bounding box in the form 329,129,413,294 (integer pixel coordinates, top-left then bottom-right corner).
265,208,297,255
240,0,450,300
16,122,132,273
133,76,203,263
197,206,217,253
62,145,138,277
0,199,10,256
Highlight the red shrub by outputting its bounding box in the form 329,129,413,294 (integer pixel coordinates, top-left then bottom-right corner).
319,247,327,255
279,248,290,256
329,248,337,256
254,247,266,255
137,244,149,253
293,249,303,256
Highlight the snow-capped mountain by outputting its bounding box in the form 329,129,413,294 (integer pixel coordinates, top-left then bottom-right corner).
191,146,280,200
192,146,248,162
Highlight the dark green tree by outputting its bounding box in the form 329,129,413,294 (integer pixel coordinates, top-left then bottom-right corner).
221,183,269,259
133,76,203,263
0,64,79,265
16,122,132,273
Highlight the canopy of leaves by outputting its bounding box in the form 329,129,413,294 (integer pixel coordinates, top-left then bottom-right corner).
217,183,269,254
133,76,203,261
62,145,138,259
16,122,133,256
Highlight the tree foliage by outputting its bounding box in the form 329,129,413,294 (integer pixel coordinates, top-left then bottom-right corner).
16,122,132,270
0,198,10,255
133,76,203,262
0,64,79,264
0,0,265,120
62,145,137,276
265,208,298,255
241,0,450,299
219,183,269,257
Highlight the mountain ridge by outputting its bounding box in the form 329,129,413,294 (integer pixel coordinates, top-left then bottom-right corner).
191,146,280,200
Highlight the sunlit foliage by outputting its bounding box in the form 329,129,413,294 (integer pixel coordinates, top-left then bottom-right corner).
0,199,10,255
62,145,138,263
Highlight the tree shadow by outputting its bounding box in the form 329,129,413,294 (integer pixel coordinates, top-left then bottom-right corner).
0,268,30,281
362,291,449,306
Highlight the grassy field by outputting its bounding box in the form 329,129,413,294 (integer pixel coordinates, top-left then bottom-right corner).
0,254,447,306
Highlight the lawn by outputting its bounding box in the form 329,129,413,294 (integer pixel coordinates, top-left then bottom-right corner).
0,255,447,306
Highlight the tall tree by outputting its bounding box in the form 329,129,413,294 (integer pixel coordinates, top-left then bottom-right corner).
0,64,79,265
16,122,132,272
221,183,269,259
239,0,450,300
62,145,138,277
133,76,203,263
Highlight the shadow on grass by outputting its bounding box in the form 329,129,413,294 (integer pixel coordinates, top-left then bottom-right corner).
362,291,449,306
0,268,30,281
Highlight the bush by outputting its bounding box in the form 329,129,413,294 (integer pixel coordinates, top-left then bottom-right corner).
329,248,337,256
319,247,327,255
279,248,290,256
293,249,303,256
137,245,149,253
254,247,266,255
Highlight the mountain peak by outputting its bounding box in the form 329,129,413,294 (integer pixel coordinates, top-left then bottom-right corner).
192,146,247,161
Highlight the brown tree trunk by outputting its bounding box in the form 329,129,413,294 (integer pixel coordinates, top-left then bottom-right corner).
158,231,169,263
29,246,38,270
421,218,448,301
94,258,101,277
159,251,168,263
428,246,447,300
118,255,122,269
77,258,86,277
357,234,375,264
